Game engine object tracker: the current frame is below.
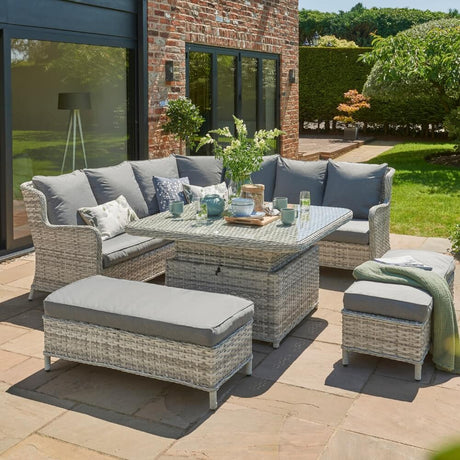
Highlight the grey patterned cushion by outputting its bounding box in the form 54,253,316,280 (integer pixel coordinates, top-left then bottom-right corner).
32,170,97,225
153,176,190,212
175,155,224,186
273,158,328,205
183,182,228,203
251,155,278,202
78,195,138,240
84,162,149,218
322,160,388,219
130,156,179,215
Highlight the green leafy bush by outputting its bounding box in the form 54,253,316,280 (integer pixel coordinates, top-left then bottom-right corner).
450,224,460,256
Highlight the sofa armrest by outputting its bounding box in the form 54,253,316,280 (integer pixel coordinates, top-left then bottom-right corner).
368,201,391,259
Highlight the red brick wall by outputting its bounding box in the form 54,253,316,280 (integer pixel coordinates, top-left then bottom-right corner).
147,0,299,158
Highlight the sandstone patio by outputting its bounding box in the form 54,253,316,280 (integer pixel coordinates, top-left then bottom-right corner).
0,231,458,459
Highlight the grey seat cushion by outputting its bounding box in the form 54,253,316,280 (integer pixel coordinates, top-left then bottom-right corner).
130,156,179,215
344,280,433,322
273,158,328,205
33,170,97,225
382,249,455,280
102,233,168,268
44,275,254,347
175,155,224,186
323,219,369,245
250,155,278,202
322,160,388,219
85,162,149,218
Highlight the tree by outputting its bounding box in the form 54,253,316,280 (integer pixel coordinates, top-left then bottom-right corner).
317,35,357,48
361,19,460,142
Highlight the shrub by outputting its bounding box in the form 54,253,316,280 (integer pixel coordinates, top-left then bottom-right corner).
450,223,460,256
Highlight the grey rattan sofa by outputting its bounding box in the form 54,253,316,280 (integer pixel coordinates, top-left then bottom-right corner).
21,154,394,299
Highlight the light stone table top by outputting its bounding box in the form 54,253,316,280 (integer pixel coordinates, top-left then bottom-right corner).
126,204,352,254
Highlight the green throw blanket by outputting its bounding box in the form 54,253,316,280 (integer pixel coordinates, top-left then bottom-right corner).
353,261,459,374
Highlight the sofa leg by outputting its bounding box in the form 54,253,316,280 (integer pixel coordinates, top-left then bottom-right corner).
44,355,51,372
342,349,350,366
244,358,253,376
414,363,422,381
209,390,218,410
28,288,35,301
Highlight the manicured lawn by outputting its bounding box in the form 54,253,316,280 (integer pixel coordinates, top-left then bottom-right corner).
366,142,459,238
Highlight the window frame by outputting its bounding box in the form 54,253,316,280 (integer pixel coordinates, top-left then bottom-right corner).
185,44,280,140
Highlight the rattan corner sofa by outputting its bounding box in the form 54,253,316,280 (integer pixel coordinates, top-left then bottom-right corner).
21,154,394,298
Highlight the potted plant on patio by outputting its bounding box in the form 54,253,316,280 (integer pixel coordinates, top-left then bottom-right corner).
334,89,370,140
197,115,284,196
162,97,204,155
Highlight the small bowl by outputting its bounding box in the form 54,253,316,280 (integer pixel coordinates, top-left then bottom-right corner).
231,198,254,217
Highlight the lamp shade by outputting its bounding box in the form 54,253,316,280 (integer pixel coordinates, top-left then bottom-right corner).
58,92,91,110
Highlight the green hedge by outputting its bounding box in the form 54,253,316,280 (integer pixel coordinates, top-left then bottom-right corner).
299,47,446,131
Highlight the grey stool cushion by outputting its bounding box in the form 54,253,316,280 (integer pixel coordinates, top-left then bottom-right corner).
130,156,179,215
273,158,327,206
175,155,224,187
33,171,97,225
382,249,455,279
251,155,278,202
323,219,369,245
44,275,254,347
85,162,149,218
323,160,387,219
102,233,169,268
344,280,433,322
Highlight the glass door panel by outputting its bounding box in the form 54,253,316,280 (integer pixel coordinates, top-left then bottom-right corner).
11,39,132,241
216,54,236,133
241,57,257,137
262,59,277,130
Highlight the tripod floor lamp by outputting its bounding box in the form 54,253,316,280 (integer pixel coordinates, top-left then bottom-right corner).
58,92,91,173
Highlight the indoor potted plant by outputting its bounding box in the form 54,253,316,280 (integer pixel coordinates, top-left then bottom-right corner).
197,115,283,196
162,97,204,155
334,89,370,140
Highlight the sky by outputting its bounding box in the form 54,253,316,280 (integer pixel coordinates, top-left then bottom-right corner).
297,0,457,13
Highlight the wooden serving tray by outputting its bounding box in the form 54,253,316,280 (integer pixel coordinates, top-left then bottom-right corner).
224,214,280,226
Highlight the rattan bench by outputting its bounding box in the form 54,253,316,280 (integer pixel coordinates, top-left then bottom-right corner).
43,275,254,410
342,250,455,380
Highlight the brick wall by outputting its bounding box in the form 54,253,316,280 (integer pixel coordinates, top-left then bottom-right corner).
147,0,299,159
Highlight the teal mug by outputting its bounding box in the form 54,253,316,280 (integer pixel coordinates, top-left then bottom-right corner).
169,200,184,217
281,208,295,225
273,196,288,211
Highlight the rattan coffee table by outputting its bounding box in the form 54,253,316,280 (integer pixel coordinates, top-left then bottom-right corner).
127,205,352,347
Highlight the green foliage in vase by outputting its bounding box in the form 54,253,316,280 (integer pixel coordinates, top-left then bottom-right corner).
197,116,284,184
162,97,204,149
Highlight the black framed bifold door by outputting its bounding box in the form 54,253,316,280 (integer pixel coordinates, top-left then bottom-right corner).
0,0,144,256
186,44,280,154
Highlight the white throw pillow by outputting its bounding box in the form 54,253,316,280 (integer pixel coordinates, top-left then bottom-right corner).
78,195,138,240
183,182,228,203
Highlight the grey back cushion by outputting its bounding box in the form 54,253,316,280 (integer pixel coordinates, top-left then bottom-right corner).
273,157,328,205
33,170,97,225
84,162,149,218
175,155,223,186
130,156,179,215
251,155,278,202
322,160,388,219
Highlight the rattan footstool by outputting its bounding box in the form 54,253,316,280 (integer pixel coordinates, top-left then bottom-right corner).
43,275,254,410
342,250,455,380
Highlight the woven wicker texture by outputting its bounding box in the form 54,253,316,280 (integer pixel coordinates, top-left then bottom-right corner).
127,204,352,254
319,167,394,270
21,181,175,294
44,316,253,391
167,246,319,347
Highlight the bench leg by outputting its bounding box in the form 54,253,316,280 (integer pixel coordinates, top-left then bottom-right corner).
209,391,218,410
414,363,422,381
44,355,51,372
244,358,252,376
28,288,35,301
342,349,350,366
272,340,280,349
